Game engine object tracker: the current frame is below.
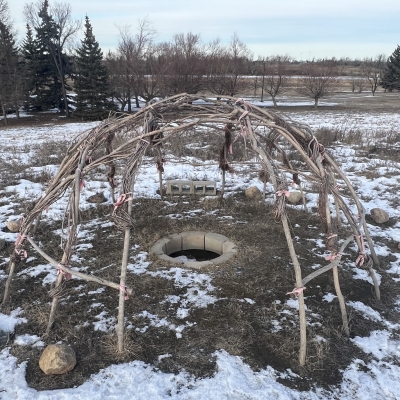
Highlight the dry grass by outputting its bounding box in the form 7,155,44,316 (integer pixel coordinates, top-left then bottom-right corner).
2,195,394,391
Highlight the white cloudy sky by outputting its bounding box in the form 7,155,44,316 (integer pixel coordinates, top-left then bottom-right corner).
8,0,400,60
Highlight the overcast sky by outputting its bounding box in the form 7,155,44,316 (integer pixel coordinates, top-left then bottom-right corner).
8,0,400,60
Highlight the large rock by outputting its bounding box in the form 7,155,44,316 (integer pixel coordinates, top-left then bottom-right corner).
6,220,20,233
245,186,262,201
87,193,107,204
287,191,302,204
370,208,389,224
39,344,76,375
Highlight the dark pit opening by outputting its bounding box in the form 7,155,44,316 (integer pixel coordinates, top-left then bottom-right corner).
170,249,220,262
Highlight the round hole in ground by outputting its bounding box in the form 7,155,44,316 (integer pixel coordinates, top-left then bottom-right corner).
169,249,220,262
150,231,237,269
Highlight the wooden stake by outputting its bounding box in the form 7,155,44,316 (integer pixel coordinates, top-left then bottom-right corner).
245,116,307,365
317,158,349,336
1,262,16,305
117,205,131,353
221,169,226,199
46,148,90,334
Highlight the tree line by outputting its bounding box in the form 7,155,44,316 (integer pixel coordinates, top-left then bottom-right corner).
1,0,399,124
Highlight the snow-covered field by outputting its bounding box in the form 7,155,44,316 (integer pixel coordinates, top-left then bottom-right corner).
1,107,400,399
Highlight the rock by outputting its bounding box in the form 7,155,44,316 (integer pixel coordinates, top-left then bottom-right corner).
39,344,76,375
87,193,107,204
287,191,302,204
6,220,20,233
370,208,389,224
245,186,262,201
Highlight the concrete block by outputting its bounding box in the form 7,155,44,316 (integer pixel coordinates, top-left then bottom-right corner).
150,238,170,255
165,234,182,255
158,254,184,264
181,231,205,250
184,260,213,270
166,180,194,194
222,241,237,253
204,232,227,255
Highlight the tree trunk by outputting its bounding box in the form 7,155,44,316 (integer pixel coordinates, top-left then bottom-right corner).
127,88,131,112
314,97,319,108
272,96,277,107
1,102,7,125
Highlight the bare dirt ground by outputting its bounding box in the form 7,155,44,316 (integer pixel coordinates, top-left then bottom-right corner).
1,90,400,393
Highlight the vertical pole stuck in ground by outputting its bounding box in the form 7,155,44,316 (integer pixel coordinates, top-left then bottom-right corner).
245,115,307,366
2,262,16,305
317,160,349,336
117,198,132,353
221,169,226,199
158,170,163,200
46,148,89,334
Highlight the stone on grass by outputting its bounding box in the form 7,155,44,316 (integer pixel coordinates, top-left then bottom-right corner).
39,344,76,375
245,186,262,200
6,220,20,233
370,208,389,224
87,193,107,204
287,191,302,204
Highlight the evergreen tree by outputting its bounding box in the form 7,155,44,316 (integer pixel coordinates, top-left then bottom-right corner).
22,20,62,111
24,0,79,115
0,18,24,123
381,46,400,92
74,16,115,120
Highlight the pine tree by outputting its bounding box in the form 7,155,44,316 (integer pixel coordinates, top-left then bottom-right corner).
74,16,115,120
0,19,23,123
22,21,61,111
381,46,400,92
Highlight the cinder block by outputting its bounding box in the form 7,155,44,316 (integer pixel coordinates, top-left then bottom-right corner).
165,234,182,255
181,231,205,250
204,232,227,255
166,180,194,194
193,181,216,196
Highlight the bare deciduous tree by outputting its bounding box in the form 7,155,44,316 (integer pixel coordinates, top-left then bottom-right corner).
115,19,156,110
160,32,204,96
297,61,338,108
361,54,386,96
349,73,368,93
205,33,252,97
259,55,290,106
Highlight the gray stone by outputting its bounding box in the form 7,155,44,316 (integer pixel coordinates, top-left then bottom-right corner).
370,208,389,224
245,186,262,200
287,191,302,204
87,193,107,203
39,344,76,375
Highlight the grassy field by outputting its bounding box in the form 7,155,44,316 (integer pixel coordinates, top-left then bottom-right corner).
0,91,400,397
